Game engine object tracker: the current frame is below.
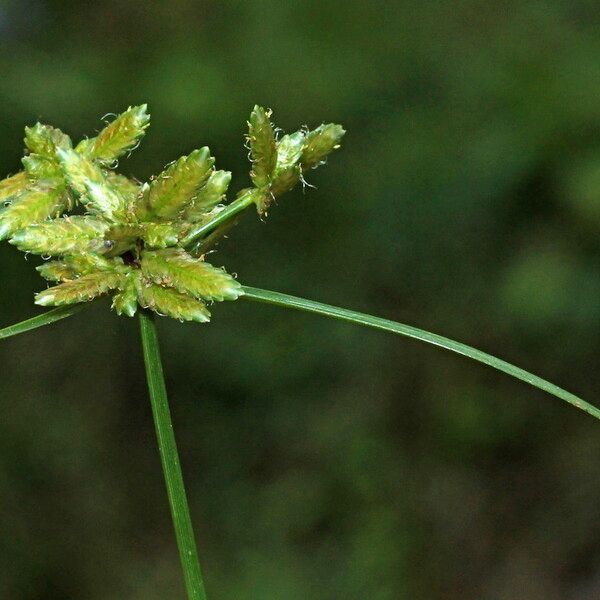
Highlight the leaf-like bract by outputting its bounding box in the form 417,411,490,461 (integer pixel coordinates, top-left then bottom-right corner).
248,106,276,188
141,249,242,301
137,148,214,220
10,216,109,255
136,279,211,322
0,182,70,240
35,271,124,306
80,105,150,164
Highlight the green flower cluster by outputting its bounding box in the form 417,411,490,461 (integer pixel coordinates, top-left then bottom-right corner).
0,105,344,322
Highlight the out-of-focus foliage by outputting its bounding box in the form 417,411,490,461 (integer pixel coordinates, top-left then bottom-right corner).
1,2,600,599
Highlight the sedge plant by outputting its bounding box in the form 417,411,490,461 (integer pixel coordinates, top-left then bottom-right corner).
0,105,598,599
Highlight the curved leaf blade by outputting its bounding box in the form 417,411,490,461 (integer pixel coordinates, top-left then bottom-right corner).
240,286,600,421
0,304,86,340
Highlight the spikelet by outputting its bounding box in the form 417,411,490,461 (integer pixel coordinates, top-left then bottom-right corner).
270,131,305,198
78,105,150,164
58,149,127,220
301,124,345,171
35,271,125,306
74,138,94,156
102,221,181,254
141,249,242,301
9,216,109,255
22,155,64,181
0,171,29,202
36,261,78,282
105,172,140,203
24,123,72,158
112,271,139,317
0,104,345,323
57,149,100,195
137,148,214,220
65,253,123,273
0,182,70,240
141,222,180,248
136,279,211,322
255,131,306,213
248,106,276,188
37,254,122,282
103,224,141,255
184,170,231,221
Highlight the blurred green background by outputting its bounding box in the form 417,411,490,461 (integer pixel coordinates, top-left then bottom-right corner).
1,1,600,598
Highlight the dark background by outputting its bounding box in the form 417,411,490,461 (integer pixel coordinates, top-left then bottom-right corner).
1,1,600,598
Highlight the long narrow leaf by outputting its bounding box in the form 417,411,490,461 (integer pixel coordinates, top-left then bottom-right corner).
0,304,86,340
240,286,600,420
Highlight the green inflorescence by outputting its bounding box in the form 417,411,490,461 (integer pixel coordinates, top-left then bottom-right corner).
0,105,344,322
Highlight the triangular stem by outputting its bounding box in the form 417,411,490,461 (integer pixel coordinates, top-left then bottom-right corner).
139,309,207,600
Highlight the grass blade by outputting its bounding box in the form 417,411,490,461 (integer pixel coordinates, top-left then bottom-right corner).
138,309,207,600
241,286,600,421
0,304,86,340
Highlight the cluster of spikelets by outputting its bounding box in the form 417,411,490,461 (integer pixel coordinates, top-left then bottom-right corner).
0,105,344,322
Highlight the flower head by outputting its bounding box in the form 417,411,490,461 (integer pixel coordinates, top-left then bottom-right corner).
0,105,344,322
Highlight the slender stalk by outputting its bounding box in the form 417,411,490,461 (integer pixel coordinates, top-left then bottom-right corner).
188,215,242,257
181,191,255,247
240,286,600,421
0,304,86,340
138,310,207,600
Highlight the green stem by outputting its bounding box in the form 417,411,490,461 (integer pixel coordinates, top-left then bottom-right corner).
138,310,207,600
0,304,86,340
181,191,255,248
188,215,242,257
240,286,600,421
